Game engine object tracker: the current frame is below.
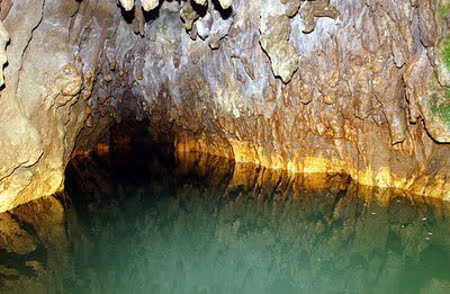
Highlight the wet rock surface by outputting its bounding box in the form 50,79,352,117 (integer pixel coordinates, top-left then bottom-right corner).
0,0,450,210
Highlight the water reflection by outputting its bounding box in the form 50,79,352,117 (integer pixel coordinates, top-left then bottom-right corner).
0,147,449,293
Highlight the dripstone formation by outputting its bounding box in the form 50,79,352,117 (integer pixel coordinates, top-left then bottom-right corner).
0,0,449,211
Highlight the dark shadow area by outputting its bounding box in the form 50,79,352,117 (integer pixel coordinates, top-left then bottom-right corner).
211,0,233,19
143,0,164,23
119,6,135,24
191,1,208,17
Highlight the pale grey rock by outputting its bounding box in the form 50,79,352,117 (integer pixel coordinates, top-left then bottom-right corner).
196,12,213,40
218,0,233,10
142,0,159,12
193,0,207,6
119,0,134,11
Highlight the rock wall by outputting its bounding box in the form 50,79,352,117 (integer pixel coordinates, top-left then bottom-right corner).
0,0,90,212
0,0,450,211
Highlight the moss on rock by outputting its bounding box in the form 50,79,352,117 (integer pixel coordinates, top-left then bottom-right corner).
441,37,450,70
430,87,450,128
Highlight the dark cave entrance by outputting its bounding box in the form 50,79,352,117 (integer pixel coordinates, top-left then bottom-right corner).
65,119,177,201
63,117,238,205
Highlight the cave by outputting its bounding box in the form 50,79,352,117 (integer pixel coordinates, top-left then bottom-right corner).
0,0,450,292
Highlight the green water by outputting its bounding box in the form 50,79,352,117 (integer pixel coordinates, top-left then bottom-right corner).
1,149,450,293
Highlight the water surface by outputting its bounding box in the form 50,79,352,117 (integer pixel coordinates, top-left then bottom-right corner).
1,147,449,293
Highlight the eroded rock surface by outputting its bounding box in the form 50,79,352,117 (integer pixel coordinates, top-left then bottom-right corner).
0,0,449,211
0,20,9,86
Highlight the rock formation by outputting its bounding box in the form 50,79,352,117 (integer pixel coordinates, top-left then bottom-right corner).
0,20,9,86
0,0,449,211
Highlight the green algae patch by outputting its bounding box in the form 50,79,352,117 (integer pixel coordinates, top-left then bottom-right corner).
439,1,450,19
430,87,450,128
440,36,450,70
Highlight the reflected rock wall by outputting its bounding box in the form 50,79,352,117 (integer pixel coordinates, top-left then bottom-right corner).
2,150,449,292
